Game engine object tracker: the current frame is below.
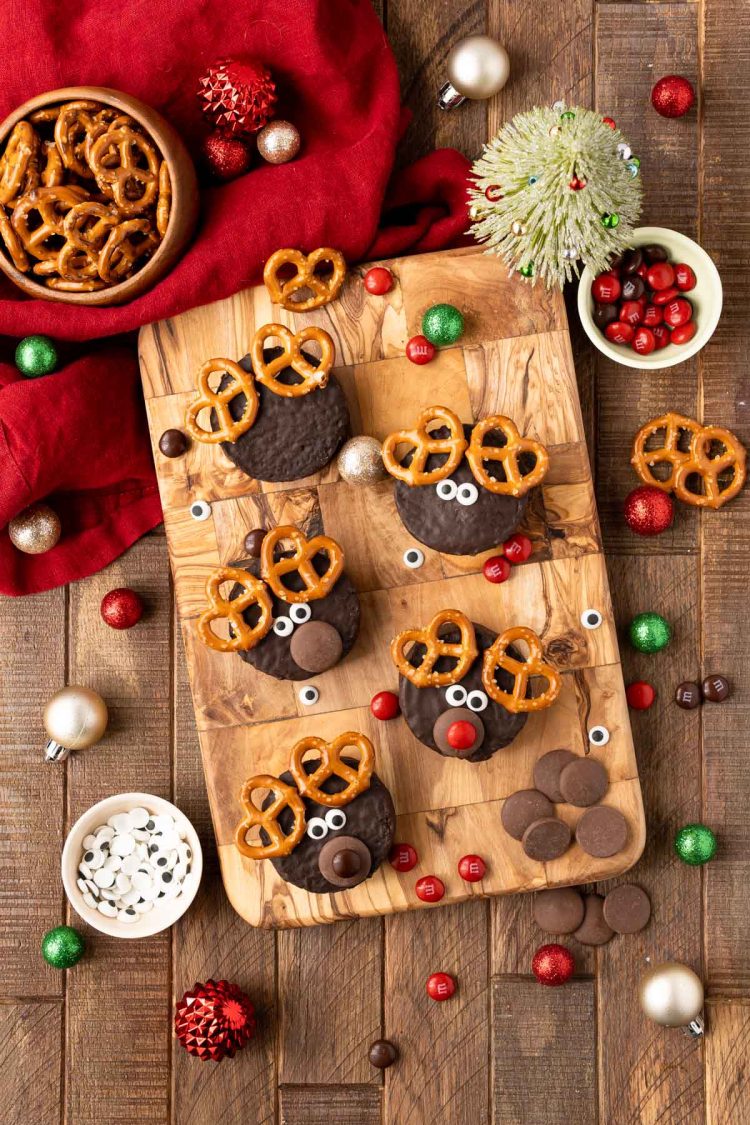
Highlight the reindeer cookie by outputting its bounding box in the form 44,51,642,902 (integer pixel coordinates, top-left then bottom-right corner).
235,732,395,894
381,406,549,555
391,609,561,763
185,323,350,483
197,526,360,681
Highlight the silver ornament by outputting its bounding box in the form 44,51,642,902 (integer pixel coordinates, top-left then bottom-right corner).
639,962,704,1036
616,142,632,161
511,220,526,236
552,100,565,112
43,686,109,762
336,436,387,485
438,35,510,110
562,247,578,261
256,120,301,165
548,124,561,137
8,503,61,554
626,160,640,178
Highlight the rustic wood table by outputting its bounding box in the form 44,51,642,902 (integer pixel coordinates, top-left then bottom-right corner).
2,2,748,1122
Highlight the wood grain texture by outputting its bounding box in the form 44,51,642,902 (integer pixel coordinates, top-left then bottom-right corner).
705,1001,750,1125
280,1084,382,1125
0,1002,62,1125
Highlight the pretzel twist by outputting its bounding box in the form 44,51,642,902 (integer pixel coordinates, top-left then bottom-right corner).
465,415,549,497
88,125,160,214
251,323,334,397
53,101,101,178
156,162,171,238
631,412,746,509
263,246,346,311
185,358,259,444
98,218,158,283
11,184,89,260
0,123,37,206
63,200,121,253
391,609,478,688
481,626,561,713
0,204,29,271
197,566,273,653
235,776,307,859
260,525,344,604
289,732,374,807
382,406,468,486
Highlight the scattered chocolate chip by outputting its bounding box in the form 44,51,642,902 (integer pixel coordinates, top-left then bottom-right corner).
559,758,609,807
701,674,730,703
369,1039,399,1069
522,817,572,861
533,887,585,934
533,749,577,803
289,619,343,674
575,806,628,858
243,528,266,557
602,884,651,934
501,790,555,841
676,681,702,710
158,428,188,458
572,893,614,946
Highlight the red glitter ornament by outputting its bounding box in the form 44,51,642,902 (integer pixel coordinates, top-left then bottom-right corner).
370,690,400,720
624,486,674,537
483,555,511,584
458,854,486,882
626,681,656,711
426,972,456,1001
415,875,445,903
364,267,393,295
198,58,277,136
202,130,253,182
406,335,436,365
651,75,695,119
389,843,418,872
100,587,144,630
602,116,616,129
532,944,575,987
174,979,256,1061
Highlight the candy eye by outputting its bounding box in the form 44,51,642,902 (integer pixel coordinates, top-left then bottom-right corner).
445,684,468,706
589,725,610,746
456,482,479,506
466,690,488,712
299,686,319,705
403,547,425,570
273,615,294,636
325,809,347,831
290,604,312,624
190,500,211,521
436,480,458,501
581,609,603,630
306,817,328,840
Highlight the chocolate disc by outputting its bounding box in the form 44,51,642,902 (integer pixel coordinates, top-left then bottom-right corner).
602,883,651,934
533,749,577,802
558,758,609,807
522,817,572,861
501,790,554,841
575,806,628,858
572,893,614,946
289,619,344,673
433,706,485,757
532,887,585,934
317,834,372,888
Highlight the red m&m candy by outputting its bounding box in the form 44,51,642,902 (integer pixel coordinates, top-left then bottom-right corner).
503,533,532,563
426,972,456,1001
406,335,436,365
646,262,675,291
663,298,692,328
652,325,671,349
651,286,680,306
605,321,634,346
416,875,445,903
626,680,656,710
642,304,663,328
483,555,511,584
446,721,477,752
458,854,486,882
619,300,643,327
632,327,656,355
674,263,697,291
671,321,697,345
364,267,393,295
591,272,621,303
389,843,418,872
371,690,400,720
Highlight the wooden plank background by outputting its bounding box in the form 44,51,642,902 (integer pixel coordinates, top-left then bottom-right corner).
0,1,748,1122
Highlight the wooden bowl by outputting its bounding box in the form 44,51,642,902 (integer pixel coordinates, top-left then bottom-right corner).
0,86,199,306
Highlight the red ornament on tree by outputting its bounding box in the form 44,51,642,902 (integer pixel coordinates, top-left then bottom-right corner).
202,130,253,182
651,75,695,119
198,58,277,136
174,979,256,1061
532,944,575,987
624,485,674,536
100,587,144,630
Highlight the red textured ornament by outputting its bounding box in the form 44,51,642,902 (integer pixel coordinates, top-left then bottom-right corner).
370,690,400,720
426,972,456,1001
624,485,674,536
389,843,418,872
569,175,587,191
100,587,144,630
364,267,393,295
174,979,255,1061
602,116,616,129
202,130,253,182
483,555,511,584
651,75,695,119
532,944,575,987
458,854,486,882
503,533,533,564
415,875,445,903
626,680,656,711
406,335,436,365
198,58,277,136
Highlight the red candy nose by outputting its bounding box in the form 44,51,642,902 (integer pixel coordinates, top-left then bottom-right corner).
446,720,477,751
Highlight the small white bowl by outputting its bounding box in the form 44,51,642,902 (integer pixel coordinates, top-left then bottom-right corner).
578,225,722,369
62,792,202,939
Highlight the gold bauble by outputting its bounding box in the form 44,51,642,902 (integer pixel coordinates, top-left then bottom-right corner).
639,962,704,1030
43,686,108,762
8,503,61,554
256,120,301,165
336,436,388,485
446,36,510,100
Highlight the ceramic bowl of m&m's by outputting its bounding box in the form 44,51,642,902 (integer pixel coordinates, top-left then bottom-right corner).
61,792,202,938
578,226,722,369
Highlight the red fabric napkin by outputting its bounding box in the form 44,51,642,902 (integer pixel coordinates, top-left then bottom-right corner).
0,0,470,595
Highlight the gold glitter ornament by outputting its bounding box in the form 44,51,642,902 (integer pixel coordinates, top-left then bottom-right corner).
337,436,387,485
8,503,61,554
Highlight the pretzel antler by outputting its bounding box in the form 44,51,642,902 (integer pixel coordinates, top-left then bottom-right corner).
251,323,334,397
289,732,374,807
235,775,307,859
263,247,347,311
185,358,259,445
465,415,549,497
260,525,344,604
481,626,561,713
197,566,273,653
382,406,468,486
391,609,478,688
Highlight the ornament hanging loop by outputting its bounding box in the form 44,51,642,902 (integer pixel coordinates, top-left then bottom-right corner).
437,82,466,111
686,1016,705,1038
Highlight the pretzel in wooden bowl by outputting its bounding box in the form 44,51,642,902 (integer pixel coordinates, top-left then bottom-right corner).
481,626,561,714
263,246,347,311
631,412,746,509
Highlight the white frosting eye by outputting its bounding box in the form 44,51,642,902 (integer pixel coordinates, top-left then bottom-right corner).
190,500,211,521
466,690,489,712
403,547,425,569
325,809,347,831
273,616,294,637
445,684,468,706
456,482,479,506
290,604,312,624
436,479,458,501
588,725,610,746
299,686,319,705
581,609,603,630
306,817,328,840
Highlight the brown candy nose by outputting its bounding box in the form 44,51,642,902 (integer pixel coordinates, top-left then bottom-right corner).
289,619,344,674
432,706,485,757
317,835,372,888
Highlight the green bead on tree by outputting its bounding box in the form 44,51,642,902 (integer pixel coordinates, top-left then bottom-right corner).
628,612,671,654
674,824,717,866
41,925,86,969
421,303,464,347
15,335,59,378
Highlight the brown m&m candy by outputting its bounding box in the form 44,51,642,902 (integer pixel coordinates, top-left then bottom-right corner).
533,887,585,934
558,758,608,807
501,790,554,841
572,893,614,946
159,428,188,458
702,674,730,703
676,681,701,710
522,818,572,862
369,1039,399,1069
576,806,628,858
602,884,651,934
533,749,577,803
243,528,266,557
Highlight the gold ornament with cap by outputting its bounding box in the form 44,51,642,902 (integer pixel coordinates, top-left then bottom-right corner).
43,686,108,763
438,35,510,111
639,961,704,1037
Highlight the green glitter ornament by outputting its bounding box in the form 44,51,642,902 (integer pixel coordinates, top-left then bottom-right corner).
15,335,58,378
422,303,464,347
674,824,717,866
41,925,85,968
560,110,576,121
601,212,620,229
629,612,671,654
519,262,535,278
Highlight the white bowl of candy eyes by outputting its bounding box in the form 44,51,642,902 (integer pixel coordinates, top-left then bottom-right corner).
578,226,723,370
61,793,202,938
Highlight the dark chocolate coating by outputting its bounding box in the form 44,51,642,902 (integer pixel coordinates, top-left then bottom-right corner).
398,622,527,762
266,759,396,894
216,350,350,482
231,555,360,682
393,425,528,556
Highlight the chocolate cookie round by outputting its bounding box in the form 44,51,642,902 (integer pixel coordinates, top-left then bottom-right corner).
522,817,572,861
399,622,527,762
393,425,528,556
266,760,396,894
217,351,350,482
572,893,614,946
231,555,360,681
575,806,628,858
533,887,586,934
501,790,555,841
533,749,577,803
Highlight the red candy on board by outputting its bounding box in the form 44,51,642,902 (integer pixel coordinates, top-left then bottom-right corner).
364,266,393,295
503,533,532,564
370,690,400,720
532,944,575,987
605,321,634,346
406,335,436,365
626,681,656,710
483,555,511,584
416,875,445,903
619,300,644,327
100,587,144,629
674,263,697,292
389,843,418,872
426,972,456,1001
646,262,675,291
458,854,486,882
446,721,477,751
671,321,698,345
663,298,693,328
591,272,622,303
632,327,656,356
